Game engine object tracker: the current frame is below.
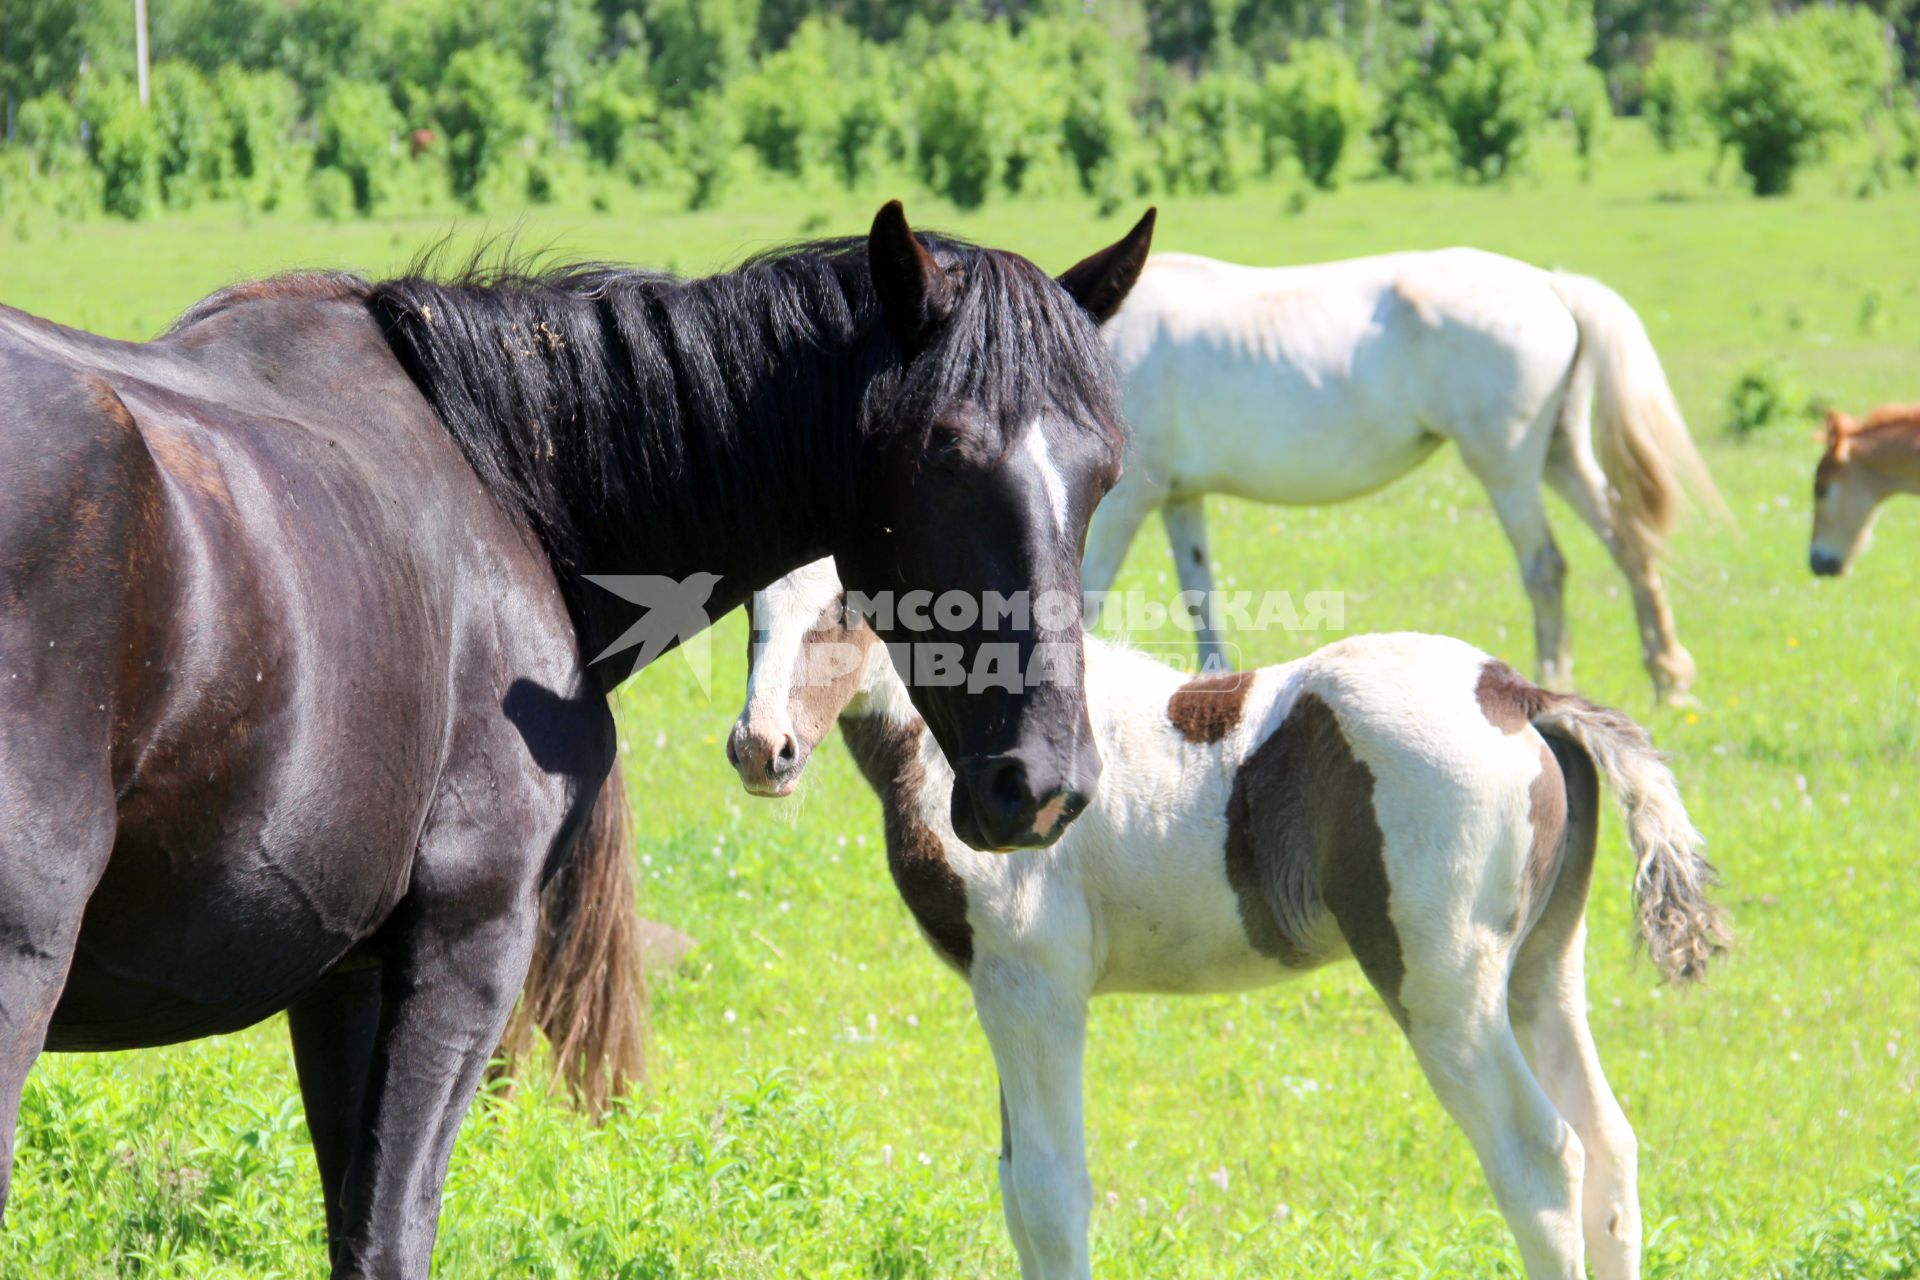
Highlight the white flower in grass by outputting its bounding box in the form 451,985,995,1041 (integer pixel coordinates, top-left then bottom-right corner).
723,1009,737,1024
1208,1166,1229,1192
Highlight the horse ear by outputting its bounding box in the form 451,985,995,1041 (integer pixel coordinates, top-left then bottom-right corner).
1057,207,1157,325
1827,409,1856,459
868,200,955,356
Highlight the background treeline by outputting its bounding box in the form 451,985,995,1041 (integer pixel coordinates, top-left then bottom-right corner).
3,0,1919,220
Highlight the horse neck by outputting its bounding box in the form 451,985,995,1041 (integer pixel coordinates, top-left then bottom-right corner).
374,261,889,683
838,640,945,805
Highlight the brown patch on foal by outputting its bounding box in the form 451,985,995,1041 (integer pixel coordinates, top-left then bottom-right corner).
1225,693,1402,1023
840,715,972,973
1523,741,1569,926
1167,670,1254,744
1475,659,1552,735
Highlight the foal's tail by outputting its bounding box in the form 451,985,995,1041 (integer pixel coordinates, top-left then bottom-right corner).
1549,272,1726,561
1532,697,1730,983
499,755,647,1117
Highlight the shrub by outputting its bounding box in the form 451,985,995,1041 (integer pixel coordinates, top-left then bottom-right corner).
310,165,355,220
1152,70,1259,195
150,62,225,208
1256,39,1373,189
572,54,652,171
216,68,299,190
435,46,537,207
16,94,83,172
1566,63,1610,169
1642,40,1714,152
80,80,161,220
734,19,842,178
1785,1165,1920,1279
1374,63,1448,178
315,81,400,215
1711,17,1858,196
1724,358,1806,438
1435,37,1547,180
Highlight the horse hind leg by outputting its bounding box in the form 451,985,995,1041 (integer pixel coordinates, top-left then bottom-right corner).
1509,734,1641,1279
1545,441,1693,701
1398,940,1588,1278
1481,481,1573,692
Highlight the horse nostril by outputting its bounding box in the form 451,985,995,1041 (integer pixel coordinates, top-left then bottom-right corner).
985,758,1029,813
777,734,797,766
725,731,742,767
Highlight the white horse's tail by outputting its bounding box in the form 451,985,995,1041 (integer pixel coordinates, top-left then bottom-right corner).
1533,697,1730,983
1549,272,1726,561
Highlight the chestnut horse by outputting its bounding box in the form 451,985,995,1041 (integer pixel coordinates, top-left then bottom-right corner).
0,202,1153,1277
1810,404,1920,575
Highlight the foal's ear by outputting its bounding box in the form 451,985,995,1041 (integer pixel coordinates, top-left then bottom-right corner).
1826,409,1857,459
869,200,956,357
1057,207,1156,325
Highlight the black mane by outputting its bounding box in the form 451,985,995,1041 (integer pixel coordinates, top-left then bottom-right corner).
362,234,1120,600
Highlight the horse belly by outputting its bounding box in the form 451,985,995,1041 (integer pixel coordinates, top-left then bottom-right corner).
1091,836,1305,996
1149,337,1442,507
48,824,415,1051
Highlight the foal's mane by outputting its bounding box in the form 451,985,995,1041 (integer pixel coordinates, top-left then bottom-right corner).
355,233,1119,581
1852,403,1920,436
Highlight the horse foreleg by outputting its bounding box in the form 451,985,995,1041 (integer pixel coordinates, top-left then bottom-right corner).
1485,483,1572,692
1080,472,1165,615
1161,497,1229,670
327,825,544,1279
974,967,1092,1280
288,963,382,1257
1545,448,1693,701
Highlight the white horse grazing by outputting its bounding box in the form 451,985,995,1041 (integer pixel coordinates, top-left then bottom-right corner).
727,559,1728,1280
1090,249,1723,699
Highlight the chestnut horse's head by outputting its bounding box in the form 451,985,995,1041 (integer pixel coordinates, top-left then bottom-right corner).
834,202,1155,850
1810,407,1920,576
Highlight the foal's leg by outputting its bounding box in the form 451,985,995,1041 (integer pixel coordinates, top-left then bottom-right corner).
1161,497,1229,670
997,1083,1040,1276
974,969,1093,1280
1480,481,1573,692
327,820,548,1278
1511,921,1642,1280
1399,948,1587,1278
1546,444,1693,700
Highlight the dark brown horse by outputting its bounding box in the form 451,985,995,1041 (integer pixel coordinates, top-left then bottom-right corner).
0,201,1154,1277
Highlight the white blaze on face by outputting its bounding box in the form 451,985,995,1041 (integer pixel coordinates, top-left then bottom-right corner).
1021,420,1071,538
741,558,843,740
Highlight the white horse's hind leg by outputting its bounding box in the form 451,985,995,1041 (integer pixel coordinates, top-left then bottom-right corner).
1546,443,1694,699
1161,497,1228,669
974,971,1093,1280
1402,951,1587,1278
1512,923,1643,1280
1480,481,1574,691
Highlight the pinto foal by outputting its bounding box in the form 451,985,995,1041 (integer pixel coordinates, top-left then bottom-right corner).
1810,404,1920,575
729,559,1728,1280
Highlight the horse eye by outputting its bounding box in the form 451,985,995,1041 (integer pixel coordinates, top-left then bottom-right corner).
926,423,967,471
1814,483,1830,502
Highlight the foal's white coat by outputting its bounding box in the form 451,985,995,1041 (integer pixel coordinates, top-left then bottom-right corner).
1091,249,1721,698
733,561,1726,1280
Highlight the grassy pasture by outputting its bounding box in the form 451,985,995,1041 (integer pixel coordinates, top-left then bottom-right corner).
2,126,1918,1277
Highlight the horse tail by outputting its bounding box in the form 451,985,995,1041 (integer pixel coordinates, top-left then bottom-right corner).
1531,696,1730,983
1548,272,1726,562
499,754,647,1117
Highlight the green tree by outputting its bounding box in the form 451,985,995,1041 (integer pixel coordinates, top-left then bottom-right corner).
315,80,400,213
1711,19,1853,195
1641,39,1713,151
150,62,225,207
81,79,160,219
435,46,537,206
1256,38,1373,189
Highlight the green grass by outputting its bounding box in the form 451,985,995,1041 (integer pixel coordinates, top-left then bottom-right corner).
3,124,1918,1277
